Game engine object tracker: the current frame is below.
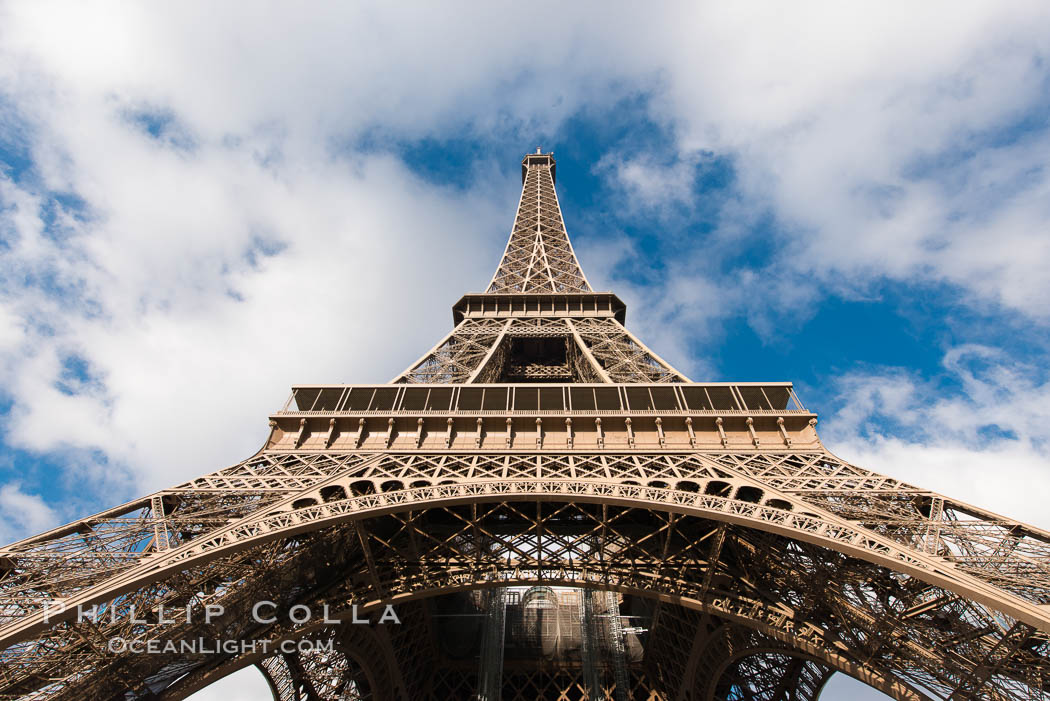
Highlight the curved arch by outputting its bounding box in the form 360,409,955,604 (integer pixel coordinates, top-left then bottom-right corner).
154,583,904,701
703,648,833,701
2,464,1048,700
147,481,1050,630
319,583,926,701
165,580,917,701
691,624,922,701
5,476,1045,648
32,507,1037,701
257,641,374,701
173,565,933,700
171,624,397,700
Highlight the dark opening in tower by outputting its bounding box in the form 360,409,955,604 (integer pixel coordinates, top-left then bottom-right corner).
472,333,605,384
502,337,571,382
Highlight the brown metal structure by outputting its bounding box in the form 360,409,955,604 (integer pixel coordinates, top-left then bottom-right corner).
0,150,1048,700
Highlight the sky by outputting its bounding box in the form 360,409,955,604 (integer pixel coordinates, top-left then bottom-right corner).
1,2,1049,699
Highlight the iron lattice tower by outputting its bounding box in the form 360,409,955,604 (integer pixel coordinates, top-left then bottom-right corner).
0,151,1048,701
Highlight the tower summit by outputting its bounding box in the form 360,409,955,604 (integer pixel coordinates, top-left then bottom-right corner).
489,150,586,293
0,151,1047,700
399,152,683,385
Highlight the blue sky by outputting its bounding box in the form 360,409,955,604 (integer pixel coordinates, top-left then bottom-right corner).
2,3,1050,698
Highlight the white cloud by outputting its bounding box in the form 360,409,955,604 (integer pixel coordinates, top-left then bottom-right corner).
822,673,894,701
592,4,1050,323
0,148,509,494
821,345,1050,530
0,2,1047,513
596,153,702,213
0,303,24,354
0,15,526,495
184,666,271,701
0,482,59,544
832,437,1050,530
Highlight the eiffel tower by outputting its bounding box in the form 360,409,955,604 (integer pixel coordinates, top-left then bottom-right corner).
0,149,1048,701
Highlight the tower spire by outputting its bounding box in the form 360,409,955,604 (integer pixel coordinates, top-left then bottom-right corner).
487,151,591,293
394,150,687,384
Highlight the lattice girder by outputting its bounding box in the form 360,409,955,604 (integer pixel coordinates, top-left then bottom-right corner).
487,155,590,294
1,450,1048,699
0,512,1029,699
691,624,836,701
4,452,1047,633
256,628,378,701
